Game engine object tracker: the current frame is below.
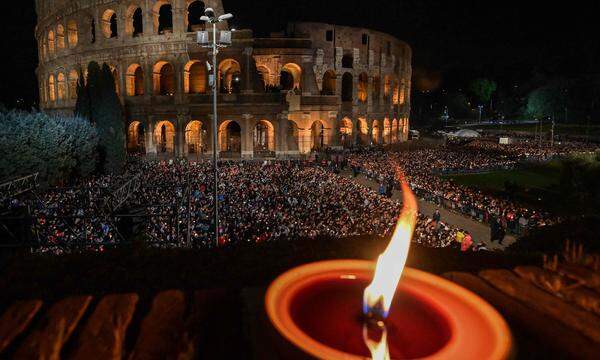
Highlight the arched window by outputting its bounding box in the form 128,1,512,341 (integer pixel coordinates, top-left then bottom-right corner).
48,74,56,102
358,73,368,102
67,20,78,47
184,60,206,94
47,31,55,54
153,61,175,95
372,120,380,144
218,59,241,94
310,120,326,150
342,54,353,68
257,65,271,90
280,63,302,91
187,1,205,32
101,9,118,38
339,118,353,147
128,121,145,153
341,73,353,102
110,66,120,95
322,70,336,95
383,75,391,97
68,70,79,100
56,25,65,49
155,2,173,35
383,118,391,144
392,81,399,105
254,120,275,152
127,7,144,37
219,121,241,153
185,120,204,154
57,72,66,100
154,120,175,153
126,64,144,96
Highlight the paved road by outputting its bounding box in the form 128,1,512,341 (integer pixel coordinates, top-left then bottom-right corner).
343,171,516,250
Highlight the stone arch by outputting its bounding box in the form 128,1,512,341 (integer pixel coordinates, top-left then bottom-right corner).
280,63,302,91
372,120,380,144
357,117,369,144
218,59,241,94
68,69,78,100
153,1,173,35
184,60,206,94
322,70,336,95
128,121,145,153
254,119,275,153
185,120,205,154
101,9,118,38
186,1,206,32
392,118,399,143
383,75,390,97
47,30,55,54
57,72,66,100
153,61,175,95
109,65,120,95
342,54,353,68
383,118,391,144
310,120,327,150
287,120,299,151
341,72,353,102
358,72,368,102
392,80,400,104
56,24,65,49
219,120,242,154
48,74,56,102
154,120,175,154
339,117,353,147
67,20,78,47
257,65,271,90
126,5,144,37
126,63,144,96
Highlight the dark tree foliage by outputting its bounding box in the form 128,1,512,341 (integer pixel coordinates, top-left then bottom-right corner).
0,109,98,184
75,61,126,174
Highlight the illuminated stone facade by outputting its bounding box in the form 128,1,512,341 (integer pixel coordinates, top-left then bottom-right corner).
36,0,412,158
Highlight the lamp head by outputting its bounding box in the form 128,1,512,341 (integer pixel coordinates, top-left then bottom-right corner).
204,7,216,20
218,13,233,21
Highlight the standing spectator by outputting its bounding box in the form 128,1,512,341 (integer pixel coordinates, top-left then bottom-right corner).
461,232,473,252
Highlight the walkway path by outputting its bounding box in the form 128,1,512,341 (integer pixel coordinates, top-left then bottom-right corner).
342,171,516,250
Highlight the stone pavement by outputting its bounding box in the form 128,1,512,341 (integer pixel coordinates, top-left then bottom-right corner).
343,171,516,250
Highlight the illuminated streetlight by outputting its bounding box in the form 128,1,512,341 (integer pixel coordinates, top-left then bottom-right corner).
198,8,233,248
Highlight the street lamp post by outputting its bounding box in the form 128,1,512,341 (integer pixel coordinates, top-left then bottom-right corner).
198,8,233,248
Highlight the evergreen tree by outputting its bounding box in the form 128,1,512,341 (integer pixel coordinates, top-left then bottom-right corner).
74,61,126,173
0,109,98,184
74,69,90,119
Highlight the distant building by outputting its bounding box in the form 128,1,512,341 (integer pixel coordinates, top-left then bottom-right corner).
35,0,412,158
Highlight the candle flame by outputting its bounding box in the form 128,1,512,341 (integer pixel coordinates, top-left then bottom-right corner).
363,167,418,318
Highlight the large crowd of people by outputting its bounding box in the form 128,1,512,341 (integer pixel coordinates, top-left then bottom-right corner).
349,139,598,238
3,138,596,255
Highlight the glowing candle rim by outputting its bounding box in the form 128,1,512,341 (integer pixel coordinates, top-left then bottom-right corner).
265,259,512,360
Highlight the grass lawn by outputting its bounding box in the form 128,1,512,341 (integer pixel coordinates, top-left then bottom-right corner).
445,162,561,192
443,161,565,212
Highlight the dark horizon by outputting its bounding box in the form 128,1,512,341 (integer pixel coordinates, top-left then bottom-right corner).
1,0,598,109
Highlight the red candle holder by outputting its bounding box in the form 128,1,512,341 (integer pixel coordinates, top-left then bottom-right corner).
266,259,512,359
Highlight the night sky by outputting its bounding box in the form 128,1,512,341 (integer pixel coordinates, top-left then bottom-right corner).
1,0,598,109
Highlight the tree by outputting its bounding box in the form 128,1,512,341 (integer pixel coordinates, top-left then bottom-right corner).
468,78,497,108
0,109,98,184
525,85,565,119
76,62,126,173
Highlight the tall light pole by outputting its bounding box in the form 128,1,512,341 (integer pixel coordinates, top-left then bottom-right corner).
199,8,233,248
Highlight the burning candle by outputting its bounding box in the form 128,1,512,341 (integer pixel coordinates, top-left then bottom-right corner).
266,169,512,359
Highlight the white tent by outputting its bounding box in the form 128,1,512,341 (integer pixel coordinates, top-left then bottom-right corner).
451,129,481,138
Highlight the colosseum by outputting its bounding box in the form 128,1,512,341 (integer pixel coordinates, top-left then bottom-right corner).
35,0,412,158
